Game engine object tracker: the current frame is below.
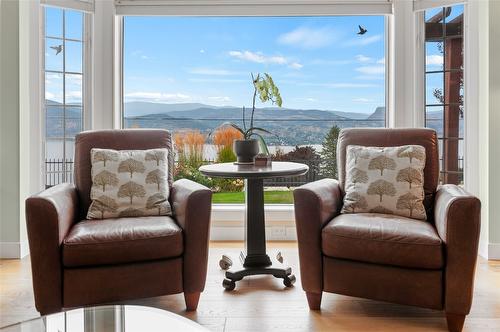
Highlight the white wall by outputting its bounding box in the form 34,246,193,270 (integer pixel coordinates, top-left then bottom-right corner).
0,0,22,258
93,0,115,129
0,0,42,259
487,0,500,258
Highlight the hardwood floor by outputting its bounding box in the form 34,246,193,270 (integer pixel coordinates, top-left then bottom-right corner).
1,241,500,331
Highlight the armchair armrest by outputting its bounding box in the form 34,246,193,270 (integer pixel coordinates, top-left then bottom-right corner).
434,184,481,315
25,183,79,314
293,178,342,293
171,179,212,293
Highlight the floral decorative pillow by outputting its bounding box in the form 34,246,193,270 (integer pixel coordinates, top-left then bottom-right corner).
341,145,426,220
87,148,171,219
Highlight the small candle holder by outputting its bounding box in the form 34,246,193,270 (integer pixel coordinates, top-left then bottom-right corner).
254,154,272,166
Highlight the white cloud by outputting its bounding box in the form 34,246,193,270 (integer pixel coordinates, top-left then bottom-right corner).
352,97,375,103
229,50,286,64
355,65,385,75
131,50,153,60
66,91,82,99
289,62,303,69
208,96,231,102
294,97,318,103
377,57,385,64
125,92,191,103
426,55,443,65
355,54,372,63
343,34,382,47
45,92,55,100
228,50,303,69
189,67,241,76
278,27,337,49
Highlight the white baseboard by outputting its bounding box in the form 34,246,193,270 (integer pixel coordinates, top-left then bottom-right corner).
210,225,297,241
210,204,296,241
488,243,500,260
0,241,29,259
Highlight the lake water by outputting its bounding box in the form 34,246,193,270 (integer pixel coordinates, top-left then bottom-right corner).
46,139,323,161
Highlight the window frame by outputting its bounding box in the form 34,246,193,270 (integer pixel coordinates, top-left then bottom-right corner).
116,10,392,128
417,3,466,186
40,5,93,186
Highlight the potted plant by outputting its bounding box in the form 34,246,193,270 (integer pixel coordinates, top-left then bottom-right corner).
216,73,282,164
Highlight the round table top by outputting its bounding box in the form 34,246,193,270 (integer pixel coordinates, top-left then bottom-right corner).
199,161,309,179
1,305,208,332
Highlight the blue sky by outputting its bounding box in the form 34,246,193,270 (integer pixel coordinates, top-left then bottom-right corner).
123,16,387,114
44,7,83,106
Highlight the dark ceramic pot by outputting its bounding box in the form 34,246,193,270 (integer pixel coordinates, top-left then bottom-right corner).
233,139,259,163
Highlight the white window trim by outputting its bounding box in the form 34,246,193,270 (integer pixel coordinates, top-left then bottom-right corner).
413,0,466,12
115,0,393,16
41,0,95,13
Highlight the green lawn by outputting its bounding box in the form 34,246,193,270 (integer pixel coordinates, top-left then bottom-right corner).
212,190,294,204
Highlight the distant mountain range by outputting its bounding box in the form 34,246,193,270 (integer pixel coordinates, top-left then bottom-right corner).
124,101,372,120
123,102,386,145
46,100,456,146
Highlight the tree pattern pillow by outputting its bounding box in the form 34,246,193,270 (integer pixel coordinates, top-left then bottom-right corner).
87,148,171,219
341,145,426,220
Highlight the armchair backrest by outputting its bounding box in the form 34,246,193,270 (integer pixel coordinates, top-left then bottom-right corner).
337,128,439,212
74,129,174,219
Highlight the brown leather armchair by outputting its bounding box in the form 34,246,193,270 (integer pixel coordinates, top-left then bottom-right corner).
26,129,212,315
293,128,480,332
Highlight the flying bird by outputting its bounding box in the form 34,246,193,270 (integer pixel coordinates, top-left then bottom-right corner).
50,45,63,55
357,25,368,35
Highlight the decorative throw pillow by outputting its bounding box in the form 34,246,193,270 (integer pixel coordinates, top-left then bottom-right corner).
341,145,426,220
87,148,171,219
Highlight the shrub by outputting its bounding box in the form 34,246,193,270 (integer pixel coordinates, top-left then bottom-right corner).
212,126,242,163
213,178,244,193
174,130,206,168
320,125,341,178
174,163,214,189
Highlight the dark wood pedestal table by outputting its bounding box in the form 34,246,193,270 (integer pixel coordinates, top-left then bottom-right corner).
199,161,308,290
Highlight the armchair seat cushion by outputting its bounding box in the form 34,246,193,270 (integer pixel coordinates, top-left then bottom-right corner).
63,216,183,267
322,213,443,269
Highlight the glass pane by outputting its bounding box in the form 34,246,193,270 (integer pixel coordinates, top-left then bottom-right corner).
46,116,64,139
65,108,82,138
425,105,444,137
46,105,65,117
425,7,443,22
426,41,443,72
45,38,64,72
443,39,463,72
65,41,83,73
65,10,83,40
65,74,83,105
64,139,77,162
123,15,386,203
443,70,463,104
45,7,63,38
425,72,444,105
445,5,464,23
45,72,63,104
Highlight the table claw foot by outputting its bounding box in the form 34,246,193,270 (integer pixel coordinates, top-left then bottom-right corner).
283,274,296,287
219,255,233,270
222,278,236,291
276,251,284,263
